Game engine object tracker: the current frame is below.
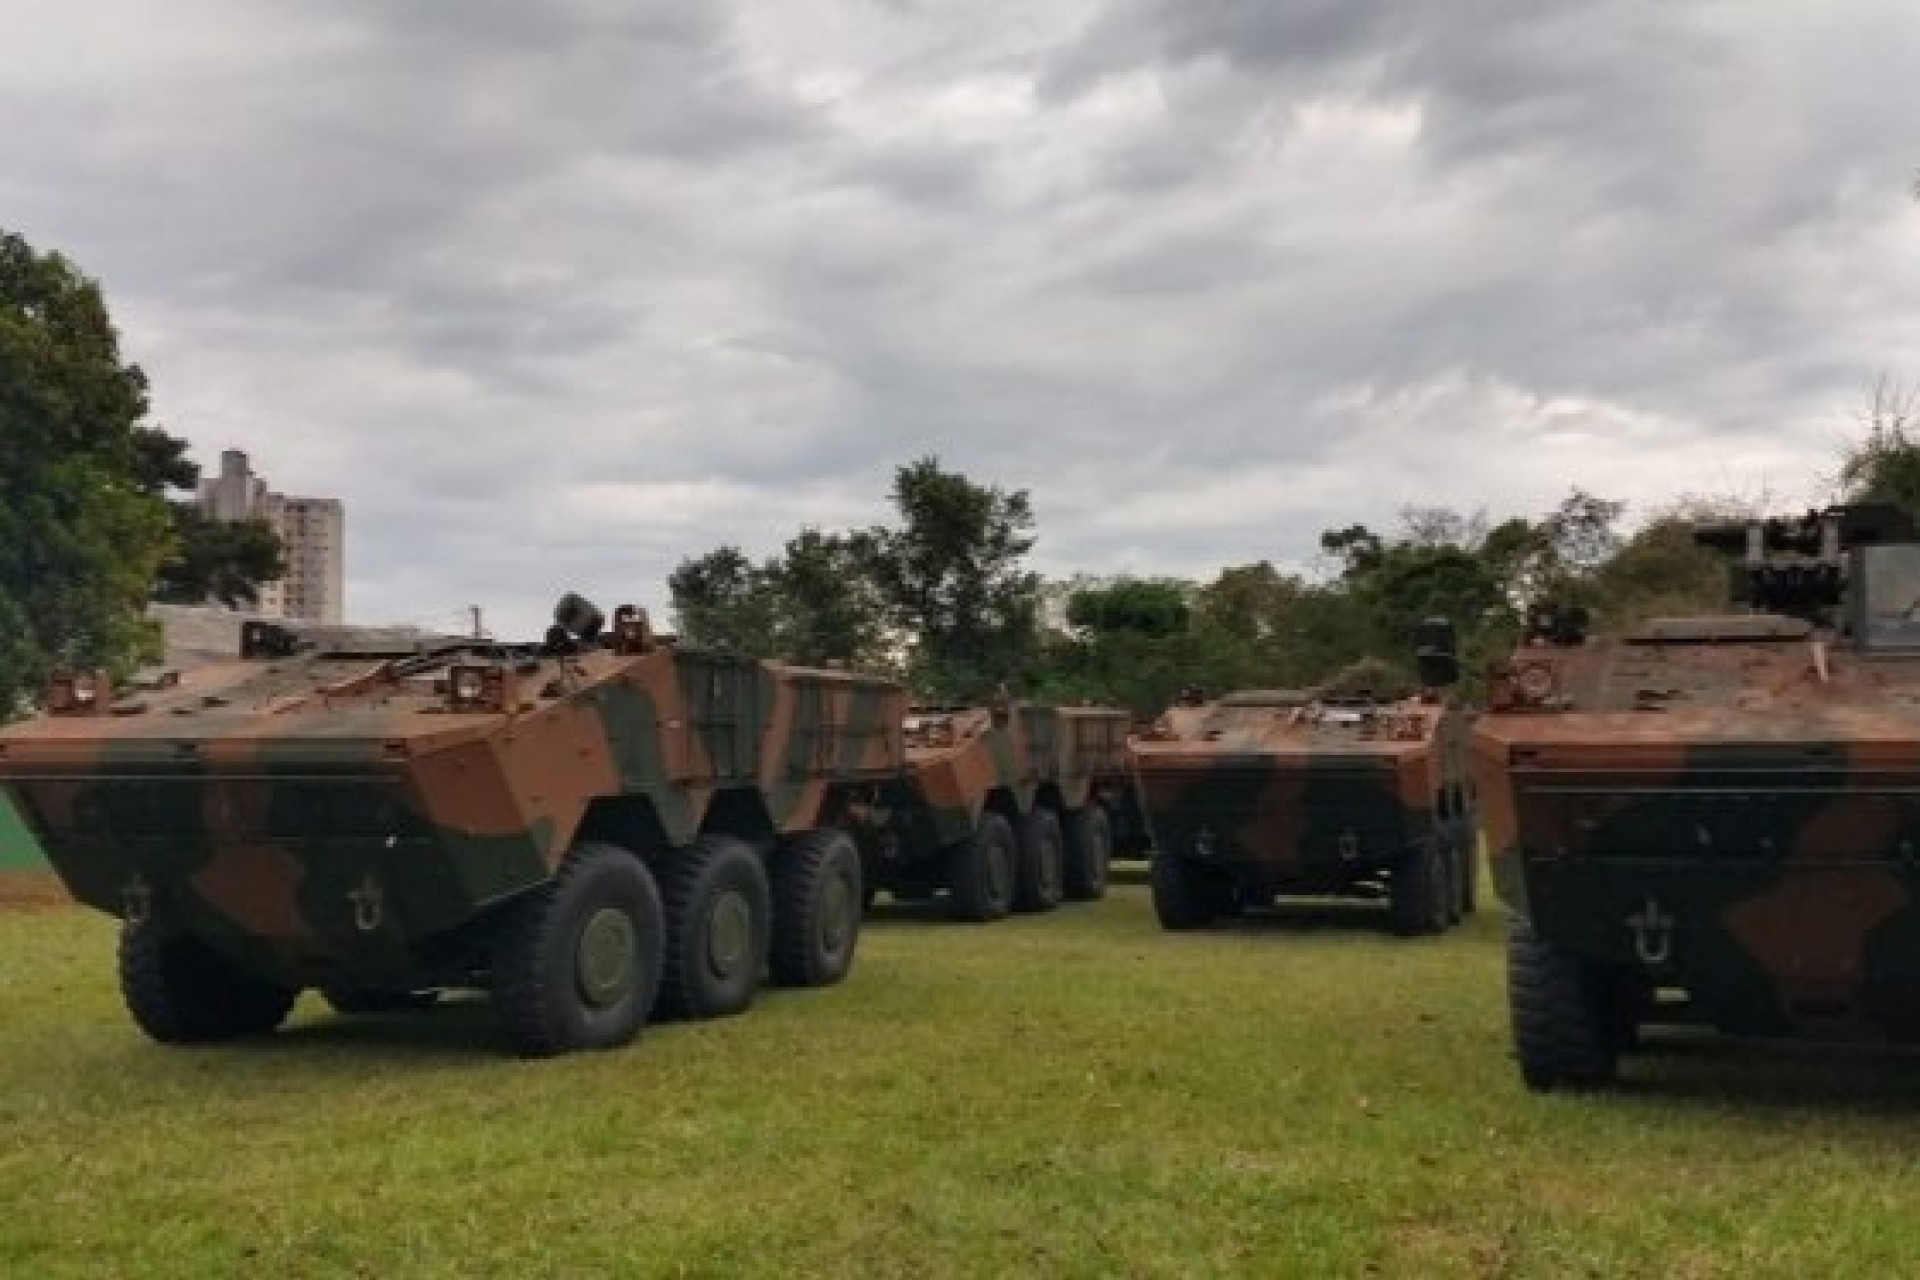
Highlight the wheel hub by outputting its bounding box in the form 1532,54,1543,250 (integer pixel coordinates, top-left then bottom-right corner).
707,890,752,975
817,872,853,953
575,907,637,1010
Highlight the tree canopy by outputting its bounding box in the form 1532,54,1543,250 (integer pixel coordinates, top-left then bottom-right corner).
0,232,173,714
1,229,284,717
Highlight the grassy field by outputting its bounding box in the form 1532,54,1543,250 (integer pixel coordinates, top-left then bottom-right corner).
6,872,1920,1278
0,792,44,870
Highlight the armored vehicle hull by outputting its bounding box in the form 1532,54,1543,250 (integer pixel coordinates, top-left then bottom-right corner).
1476,619,1920,1085
1479,505,1920,1086
0,606,901,1055
1132,688,1475,934
865,702,1139,920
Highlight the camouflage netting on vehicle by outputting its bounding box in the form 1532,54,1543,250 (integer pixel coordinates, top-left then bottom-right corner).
1314,657,1416,703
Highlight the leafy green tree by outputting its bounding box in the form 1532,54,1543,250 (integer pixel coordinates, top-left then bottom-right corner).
1590,496,1753,629
667,546,782,655
1035,577,1205,714
867,458,1042,699
668,530,893,669
765,527,891,669
1065,579,1190,639
0,230,173,716
153,507,286,609
1838,377,1920,522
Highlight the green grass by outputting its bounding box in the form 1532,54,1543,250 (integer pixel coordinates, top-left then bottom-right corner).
0,793,44,871
6,874,1920,1278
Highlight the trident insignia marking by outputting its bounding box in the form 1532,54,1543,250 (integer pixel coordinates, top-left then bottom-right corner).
347,874,385,933
1625,898,1674,966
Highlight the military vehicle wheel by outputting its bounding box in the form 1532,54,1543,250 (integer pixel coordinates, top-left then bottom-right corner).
321,987,440,1015
119,920,298,1043
770,828,863,988
1063,803,1112,901
655,835,772,1020
948,812,1018,921
1014,807,1066,913
1507,915,1619,1089
1389,841,1449,936
491,841,666,1057
1151,852,1230,930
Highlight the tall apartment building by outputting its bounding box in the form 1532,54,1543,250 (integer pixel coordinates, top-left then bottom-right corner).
196,449,345,624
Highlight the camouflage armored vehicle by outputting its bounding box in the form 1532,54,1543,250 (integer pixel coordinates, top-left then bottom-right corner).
0,595,900,1056
1131,631,1476,934
863,700,1138,920
1473,504,1920,1088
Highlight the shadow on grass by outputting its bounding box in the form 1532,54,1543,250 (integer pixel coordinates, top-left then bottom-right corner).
860,894,1138,929
1606,1032,1920,1115
152,979,856,1076
157,993,526,1072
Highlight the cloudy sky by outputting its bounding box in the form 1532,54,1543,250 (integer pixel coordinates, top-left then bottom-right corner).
5,1,1917,636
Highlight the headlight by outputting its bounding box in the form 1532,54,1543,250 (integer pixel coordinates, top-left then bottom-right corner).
1515,661,1557,704
446,664,508,712
45,668,109,716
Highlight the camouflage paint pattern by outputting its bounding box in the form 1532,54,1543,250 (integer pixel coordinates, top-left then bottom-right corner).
873,701,1135,878
1473,611,1920,1040
0,626,903,988
1130,689,1472,900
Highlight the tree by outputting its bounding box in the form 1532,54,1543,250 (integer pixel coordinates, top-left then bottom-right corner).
1589,495,1755,629
867,458,1042,699
1065,579,1190,639
667,546,782,656
0,230,173,716
153,507,286,609
764,527,890,668
1838,376,1920,523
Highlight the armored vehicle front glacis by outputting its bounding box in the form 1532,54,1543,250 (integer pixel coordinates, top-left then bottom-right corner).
0,596,899,1056
1473,504,1920,1088
1131,633,1476,935
864,701,1139,920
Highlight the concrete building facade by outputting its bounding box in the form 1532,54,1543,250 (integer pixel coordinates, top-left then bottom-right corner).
196,449,345,624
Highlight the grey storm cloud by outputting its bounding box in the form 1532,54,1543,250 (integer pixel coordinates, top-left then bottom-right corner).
2,0,1916,636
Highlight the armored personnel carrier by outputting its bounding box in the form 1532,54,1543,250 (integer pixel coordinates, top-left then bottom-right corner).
1473,504,1920,1088
1131,627,1475,934
865,700,1138,920
0,595,900,1056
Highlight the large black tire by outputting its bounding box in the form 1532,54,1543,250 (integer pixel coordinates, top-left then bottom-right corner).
1507,914,1619,1089
1062,803,1112,902
491,841,666,1057
119,920,298,1044
321,987,440,1015
770,828,863,988
948,812,1018,922
655,835,772,1020
1014,807,1065,913
1389,840,1449,936
1151,851,1228,931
